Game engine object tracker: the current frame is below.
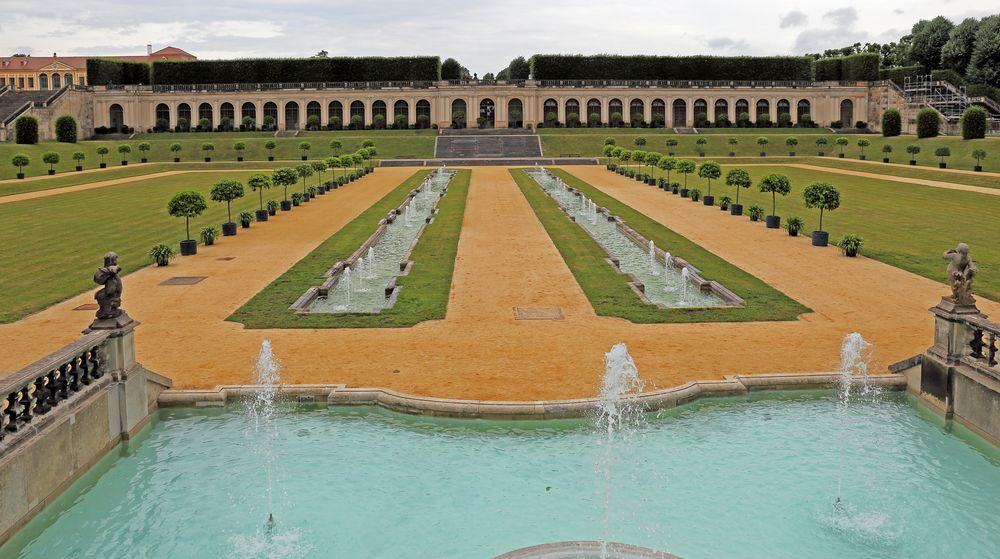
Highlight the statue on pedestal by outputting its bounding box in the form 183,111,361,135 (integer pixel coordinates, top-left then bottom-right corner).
88,252,133,330
943,243,978,309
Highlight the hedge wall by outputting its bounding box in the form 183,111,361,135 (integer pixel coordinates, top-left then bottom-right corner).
151,57,441,84
814,53,879,81
528,55,813,81
86,58,151,85
814,58,842,81
878,64,927,84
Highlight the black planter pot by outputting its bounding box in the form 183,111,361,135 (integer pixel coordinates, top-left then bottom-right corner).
301,155,308,161
975,165,982,172
121,161,128,166
680,189,689,198
703,195,714,206
720,205,729,211
48,169,55,175
237,156,244,162
845,249,858,257
909,160,916,166
811,231,829,247
303,193,311,202
788,229,799,237
838,153,845,158
141,158,148,163
179,239,198,256
859,155,866,161
672,188,679,195
647,178,656,186
16,172,25,179
698,152,705,157
883,158,890,163
255,209,269,222
318,188,326,195
759,152,766,157
100,163,107,169
730,204,743,216
241,220,252,229
222,222,237,236
268,156,274,161
268,208,277,216
634,175,643,182
174,158,180,163
765,215,781,229
729,152,735,157
204,157,212,162
292,199,300,207
939,162,947,169
281,200,292,211
76,166,83,172
818,151,825,157
668,152,675,156
789,152,796,156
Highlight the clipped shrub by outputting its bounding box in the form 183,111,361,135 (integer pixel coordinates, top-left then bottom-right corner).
15,116,39,144
960,106,987,140
881,108,901,137
529,54,813,81
54,115,78,143
152,56,441,84
916,108,940,138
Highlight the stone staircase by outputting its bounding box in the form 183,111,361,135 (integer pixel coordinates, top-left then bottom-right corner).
434,129,542,158
0,89,53,125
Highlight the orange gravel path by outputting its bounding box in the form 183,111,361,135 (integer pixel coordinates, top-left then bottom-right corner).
1,165,994,402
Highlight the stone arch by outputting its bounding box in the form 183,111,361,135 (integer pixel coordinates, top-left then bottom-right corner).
284,101,299,130
51,73,61,88
796,99,811,124
109,103,124,130
349,100,365,128
416,99,431,128
393,100,409,129
587,98,601,126
198,102,213,130
39,73,48,90
241,102,257,128
154,103,170,130
64,73,72,86
755,99,770,122
839,99,853,125
735,99,750,122
565,98,580,126
651,98,666,127
629,98,645,125
220,102,235,129
328,101,343,128
306,101,322,129
672,99,686,127
693,99,708,125
371,100,387,128
543,98,558,124
609,98,624,126
263,102,278,129
714,99,729,124
177,103,192,129
479,98,495,128
451,98,467,128
507,98,523,128
776,99,791,125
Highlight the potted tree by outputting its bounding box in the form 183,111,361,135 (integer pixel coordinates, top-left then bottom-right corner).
786,136,798,156
72,151,85,171
835,137,848,158
11,154,29,179
210,178,245,236
698,161,721,206
138,142,151,163
263,115,276,131
657,157,677,190
234,141,246,162
815,137,828,156
906,144,920,165
149,244,176,267
935,146,950,168
695,137,707,157
241,116,254,131
972,148,986,172
117,144,131,166
202,142,215,162
168,190,208,256
96,146,109,168
325,157,342,187
644,152,661,185
725,167,751,216
756,136,768,157
665,138,678,156
329,140,342,155
784,216,804,237
239,210,254,229
677,159,696,197
299,141,311,161
247,173,272,222
170,142,182,162
265,140,277,161
296,164,314,201
758,173,791,229
311,160,329,192
42,151,59,175
881,145,892,163
631,151,646,180
727,137,738,157
857,138,870,160
836,234,864,257
802,181,840,247
272,167,298,211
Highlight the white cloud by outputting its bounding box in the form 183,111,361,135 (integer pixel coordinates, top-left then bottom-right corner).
779,11,809,29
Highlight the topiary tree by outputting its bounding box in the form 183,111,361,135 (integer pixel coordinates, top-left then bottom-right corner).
137,142,151,162
307,114,321,130
170,142,182,161
55,115,78,143
326,156,343,180
677,159,696,189
296,163,314,195
633,137,647,147
725,167,752,209
42,151,60,174
373,114,386,130
117,144,132,164
311,160,328,186
263,115,276,130
881,108,901,137
857,138,871,159
758,173,791,225
695,137,707,154
96,146,109,165
756,136,769,155
329,140,342,154
72,151,85,169
882,144,893,162
272,167,298,203
665,137,678,155
329,115,342,129
15,116,39,144
395,114,407,129
361,139,375,148
972,148,987,171
657,156,677,184
835,137,849,156
916,108,940,138
727,137,739,155
265,140,277,160
210,179,245,226
242,115,254,130
177,117,189,132
298,141,311,159
610,111,623,127
11,154,29,177
234,141,247,160
698,161,721,198
815,137,829,155
168,191,208,242
803,182,840,244
785,136,798,154
201,142,215,161
906,144,921,164
935,146,951,167
960,106,987,140
247,173,272,211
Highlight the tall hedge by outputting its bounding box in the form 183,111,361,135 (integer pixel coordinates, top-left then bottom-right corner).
151,57,441,84
528,55,813,81
814,53,879,81
55,115,78,143
881,108,901,137
916,108,941,138
814,58,842,81
878,64,927,84
87,58,151,85
15,116,38,144
960,106,987,139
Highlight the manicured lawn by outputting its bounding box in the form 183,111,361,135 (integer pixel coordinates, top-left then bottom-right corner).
0,170,295,323
603,164,1000,302
0,133,436,179
230,170,470,328
511,168,809,323
799,158,1000,189
540,132,1000,172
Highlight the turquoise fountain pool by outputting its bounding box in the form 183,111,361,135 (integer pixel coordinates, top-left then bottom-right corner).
2,392,998,559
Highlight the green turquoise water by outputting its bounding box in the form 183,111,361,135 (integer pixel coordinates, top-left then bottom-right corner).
2,393,998,559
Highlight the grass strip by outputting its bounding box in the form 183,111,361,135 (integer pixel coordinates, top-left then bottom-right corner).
229,170,470,328
511,168,809,323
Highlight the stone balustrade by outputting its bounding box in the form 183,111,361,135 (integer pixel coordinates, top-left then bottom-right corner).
963,314,1000,377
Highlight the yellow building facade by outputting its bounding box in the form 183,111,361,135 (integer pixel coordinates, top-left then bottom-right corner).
0,56,88,91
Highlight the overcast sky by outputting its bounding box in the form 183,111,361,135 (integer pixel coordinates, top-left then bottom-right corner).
0,1,994,75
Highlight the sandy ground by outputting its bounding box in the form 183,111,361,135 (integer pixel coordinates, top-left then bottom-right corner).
772,163,1000,197
1,165,996,402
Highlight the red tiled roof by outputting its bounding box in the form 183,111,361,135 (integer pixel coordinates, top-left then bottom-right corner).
0,56,88,70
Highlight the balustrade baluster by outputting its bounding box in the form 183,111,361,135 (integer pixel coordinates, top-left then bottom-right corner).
970,329,985,359
57,364,70,400
89,348,103,379
989,333,998,367
79,352,92,385
17,387,33,423
33,376,50,414
67,357,81,393
46,370,60,408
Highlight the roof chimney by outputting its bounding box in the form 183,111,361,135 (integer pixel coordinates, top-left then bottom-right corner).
147,44,152,56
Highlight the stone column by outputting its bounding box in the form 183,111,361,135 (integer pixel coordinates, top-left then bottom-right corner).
685,97,694,127
408,98,417,127
601,97,609,125
277,101,286,131
364,98,373,128
644,96,652,124
557,98,566,125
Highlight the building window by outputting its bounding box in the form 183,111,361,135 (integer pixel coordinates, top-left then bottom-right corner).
28,77,34,88
65,73,73,86
39,73,48,89
52,73,61,88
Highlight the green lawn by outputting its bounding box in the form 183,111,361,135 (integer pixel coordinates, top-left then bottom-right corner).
229,170,470,328
605,164,1000,302
0,133,436,179
0,170,303,323
798,158,1000,189
511,168,809,323
540,132,1000,172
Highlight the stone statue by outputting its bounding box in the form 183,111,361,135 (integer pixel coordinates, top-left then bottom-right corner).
943,243,977,307
94,252,124,319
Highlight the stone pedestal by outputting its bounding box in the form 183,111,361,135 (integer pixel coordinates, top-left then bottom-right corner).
921,298,985,417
